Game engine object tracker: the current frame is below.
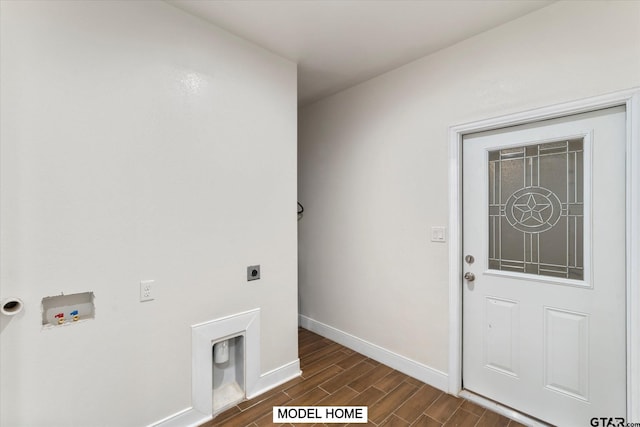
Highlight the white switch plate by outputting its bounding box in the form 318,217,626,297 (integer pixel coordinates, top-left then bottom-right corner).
140,280,154,302
431,226,446,242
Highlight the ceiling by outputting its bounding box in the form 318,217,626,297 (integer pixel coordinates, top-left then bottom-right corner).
167,0,555,106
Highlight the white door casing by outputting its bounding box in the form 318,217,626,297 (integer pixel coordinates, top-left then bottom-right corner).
462,107,625,426
448,89,640,425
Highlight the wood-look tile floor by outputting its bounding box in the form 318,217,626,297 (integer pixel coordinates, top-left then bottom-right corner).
201,328,526,427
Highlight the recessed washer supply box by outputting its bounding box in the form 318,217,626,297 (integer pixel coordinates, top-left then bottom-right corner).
41,292,95,327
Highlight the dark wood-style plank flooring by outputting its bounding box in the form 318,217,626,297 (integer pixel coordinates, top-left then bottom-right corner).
201,328,525,426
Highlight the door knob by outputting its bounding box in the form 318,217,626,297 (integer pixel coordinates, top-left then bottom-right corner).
464,272,475,281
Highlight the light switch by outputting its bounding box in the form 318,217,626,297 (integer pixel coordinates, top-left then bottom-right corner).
431,226,446,242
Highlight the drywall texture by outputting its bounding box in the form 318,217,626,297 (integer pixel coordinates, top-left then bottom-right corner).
298,1,640,375
0,1,297,426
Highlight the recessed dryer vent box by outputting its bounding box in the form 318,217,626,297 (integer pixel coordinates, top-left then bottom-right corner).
42,292,95,328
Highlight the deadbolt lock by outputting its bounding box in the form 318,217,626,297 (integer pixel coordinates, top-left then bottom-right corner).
465,255,474,264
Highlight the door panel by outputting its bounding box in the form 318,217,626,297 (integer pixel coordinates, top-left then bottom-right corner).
484,296,519,377
544,307,589,401
462,107,626,426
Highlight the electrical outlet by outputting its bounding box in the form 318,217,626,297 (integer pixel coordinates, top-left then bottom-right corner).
247,265,260,281
140,280,154,302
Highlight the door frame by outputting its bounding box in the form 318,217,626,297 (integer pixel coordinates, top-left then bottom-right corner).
448,88,640,422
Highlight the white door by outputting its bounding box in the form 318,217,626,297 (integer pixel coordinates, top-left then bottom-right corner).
462,106,626,426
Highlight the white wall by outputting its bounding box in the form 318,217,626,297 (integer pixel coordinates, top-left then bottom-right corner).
298,0,640,377
0,1,297,426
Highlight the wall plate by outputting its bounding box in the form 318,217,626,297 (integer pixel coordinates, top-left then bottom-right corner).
247,265,260,281
431,226,447,242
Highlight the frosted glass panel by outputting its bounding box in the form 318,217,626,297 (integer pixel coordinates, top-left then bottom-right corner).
488,139,583,280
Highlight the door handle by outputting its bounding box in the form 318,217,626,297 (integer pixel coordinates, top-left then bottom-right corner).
464,272,475,281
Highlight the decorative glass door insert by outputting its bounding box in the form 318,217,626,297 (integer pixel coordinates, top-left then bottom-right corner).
488,138,584,280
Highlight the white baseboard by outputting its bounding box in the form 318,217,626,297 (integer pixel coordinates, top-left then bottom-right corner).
149,407,210,427
249,358,301,399
299,314,449,392
152,359,301,427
